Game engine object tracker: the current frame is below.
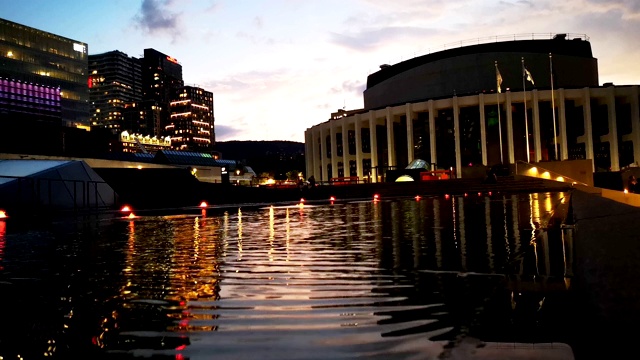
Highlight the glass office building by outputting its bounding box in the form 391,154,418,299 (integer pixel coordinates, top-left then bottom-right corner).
0,77,61,122
0,18,89,126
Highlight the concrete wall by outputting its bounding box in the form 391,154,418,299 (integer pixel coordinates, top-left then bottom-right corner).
528,159,594,186
573,183,640,207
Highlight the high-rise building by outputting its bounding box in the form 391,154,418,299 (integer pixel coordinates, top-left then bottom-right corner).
141,48,183,137
0,18,89,127
168,86,214,151
89,50,142,132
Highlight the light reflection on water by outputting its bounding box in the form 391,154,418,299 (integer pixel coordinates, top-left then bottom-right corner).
0,192,573,359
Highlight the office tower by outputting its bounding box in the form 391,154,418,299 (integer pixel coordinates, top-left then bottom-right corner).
168,86,214,151
89,50,142,133
0,18,89,127
141,48,183,137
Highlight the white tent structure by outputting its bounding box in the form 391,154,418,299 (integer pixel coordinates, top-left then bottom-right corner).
0,159,117,212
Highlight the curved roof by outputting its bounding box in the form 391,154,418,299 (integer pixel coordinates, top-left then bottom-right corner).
366,37,594,89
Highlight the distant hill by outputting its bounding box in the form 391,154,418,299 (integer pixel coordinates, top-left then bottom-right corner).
214,140,305,178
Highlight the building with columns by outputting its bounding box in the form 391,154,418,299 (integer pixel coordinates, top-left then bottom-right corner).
304,34,640,182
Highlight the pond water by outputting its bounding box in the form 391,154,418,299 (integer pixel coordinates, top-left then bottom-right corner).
0,192,575,359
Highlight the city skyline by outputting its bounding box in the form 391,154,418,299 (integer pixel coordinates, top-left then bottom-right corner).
4,0,640,142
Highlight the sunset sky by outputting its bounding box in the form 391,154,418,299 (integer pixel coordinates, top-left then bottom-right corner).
4,0,640,142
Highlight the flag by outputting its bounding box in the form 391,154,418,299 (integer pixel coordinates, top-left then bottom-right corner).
496,65,503,93
524,67,535,85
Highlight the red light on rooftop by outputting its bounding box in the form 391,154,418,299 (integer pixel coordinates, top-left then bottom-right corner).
415,195,421,201
329,196,336,201
199,201,208,208
373,194,380,201
478,192,482,196
300,198,305,202
0,210,7,219
120,205,131,212
444,194,450,199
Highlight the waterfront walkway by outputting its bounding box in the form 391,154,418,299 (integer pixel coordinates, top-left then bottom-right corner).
569,189,640,359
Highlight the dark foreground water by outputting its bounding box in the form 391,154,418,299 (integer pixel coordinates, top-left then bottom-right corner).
0,192,575,359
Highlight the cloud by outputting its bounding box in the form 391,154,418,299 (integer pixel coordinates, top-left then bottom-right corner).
253,16,263,29
331,80,365,95
330,26,435,51
236,31,275,45
214,123,245,140
134,0,182,35
203,1,221,13
203,69,292,94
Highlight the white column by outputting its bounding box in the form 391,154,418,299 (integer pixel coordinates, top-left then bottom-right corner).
630,86,640,166
428,100,437,167
311,128,319,180
479,94,488,166
506,91,515,164
355,114,363,179
558,89,568,160
386,107,395,168
320,126,327,181
405,103,414,163
603,87,619,171
341,121,349,177
532,89,542,162
369,111,378,182
330,121,338,179
580,88,595,171
304,130,312,178
453,96,462,177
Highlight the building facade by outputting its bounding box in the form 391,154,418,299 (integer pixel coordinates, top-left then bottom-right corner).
168,86,214,151
305,34,640,182
142,48,184,137
117,130,171,153
0,77,61,123
0,18,89,127
89,50,142,132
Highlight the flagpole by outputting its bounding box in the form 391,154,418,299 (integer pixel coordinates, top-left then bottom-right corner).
522,57,530,163
550,53,558,161
495,61,503,164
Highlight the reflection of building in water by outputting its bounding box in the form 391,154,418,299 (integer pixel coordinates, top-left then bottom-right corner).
167,216,223,303
374,193,568,277
95,214,227,350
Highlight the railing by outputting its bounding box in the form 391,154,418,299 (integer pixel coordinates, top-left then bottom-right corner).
386,33,589,67
329,176,359,185
419,169,454,181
